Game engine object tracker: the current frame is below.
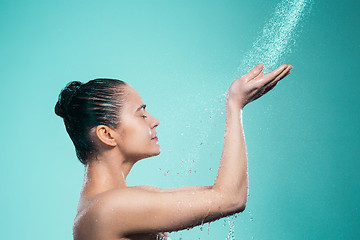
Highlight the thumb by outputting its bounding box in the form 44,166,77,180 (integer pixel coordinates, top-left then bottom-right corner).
242,63,263,81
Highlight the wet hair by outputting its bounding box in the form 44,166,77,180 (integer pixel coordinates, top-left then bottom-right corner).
55,78,127,164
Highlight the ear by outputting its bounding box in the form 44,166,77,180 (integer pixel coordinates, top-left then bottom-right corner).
95,125,117,147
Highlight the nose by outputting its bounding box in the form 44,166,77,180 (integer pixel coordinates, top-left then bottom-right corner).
151,115,160,128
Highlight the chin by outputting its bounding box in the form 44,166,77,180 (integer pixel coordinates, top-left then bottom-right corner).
153,149,161,156
151,147,161,157
139,148,161,160
153,143,161,153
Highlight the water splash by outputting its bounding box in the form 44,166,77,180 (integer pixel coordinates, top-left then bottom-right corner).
171,1,312,239
249,210,254,222
226,214,239,240
238,0,312,74
220,1,312,239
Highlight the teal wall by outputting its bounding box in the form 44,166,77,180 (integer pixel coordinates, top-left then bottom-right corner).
0,0,359,239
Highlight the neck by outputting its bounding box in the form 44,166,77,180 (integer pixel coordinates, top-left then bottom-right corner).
82,149,136,195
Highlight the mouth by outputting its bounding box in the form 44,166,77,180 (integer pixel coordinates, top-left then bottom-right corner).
151,135,158,141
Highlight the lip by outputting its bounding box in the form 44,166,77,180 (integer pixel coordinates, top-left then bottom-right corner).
151,136,158,141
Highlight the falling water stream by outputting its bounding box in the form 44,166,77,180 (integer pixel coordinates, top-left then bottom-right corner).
226,0,312,239
171,0,312,239
239,0,312,75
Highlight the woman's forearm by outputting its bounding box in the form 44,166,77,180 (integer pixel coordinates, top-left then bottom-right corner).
210,63,291,213
213,100,248,211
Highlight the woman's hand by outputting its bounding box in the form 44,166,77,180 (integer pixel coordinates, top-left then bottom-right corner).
228,63,292,109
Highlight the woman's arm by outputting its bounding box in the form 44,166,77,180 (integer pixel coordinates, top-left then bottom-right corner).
135,185,212,192
213,63,292,207
87,63,292,236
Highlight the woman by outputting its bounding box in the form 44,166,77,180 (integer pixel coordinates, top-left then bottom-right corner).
55,63,292,240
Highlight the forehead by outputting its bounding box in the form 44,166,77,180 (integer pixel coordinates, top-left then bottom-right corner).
124,85,144,111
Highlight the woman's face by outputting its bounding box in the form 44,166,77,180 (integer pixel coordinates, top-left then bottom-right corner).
115,85,160,160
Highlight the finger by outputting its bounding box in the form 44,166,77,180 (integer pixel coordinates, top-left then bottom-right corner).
266,65,292,86
260,70,291,97
252,70,291,101
242,63,264,81
255,64,288,86
264,65,292,88
255,71,264,79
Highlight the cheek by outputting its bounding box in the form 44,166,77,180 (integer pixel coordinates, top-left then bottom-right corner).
120,123,150,147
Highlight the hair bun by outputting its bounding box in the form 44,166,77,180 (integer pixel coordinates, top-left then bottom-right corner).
55,81,82,118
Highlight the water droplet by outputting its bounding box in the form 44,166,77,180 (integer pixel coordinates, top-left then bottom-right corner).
226,214,238,240
238,0,311,74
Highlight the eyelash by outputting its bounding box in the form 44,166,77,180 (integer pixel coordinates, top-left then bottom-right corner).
141,115,148,119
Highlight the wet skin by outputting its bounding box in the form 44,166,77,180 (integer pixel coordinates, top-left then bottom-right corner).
73,64,292,239
73,85,163,239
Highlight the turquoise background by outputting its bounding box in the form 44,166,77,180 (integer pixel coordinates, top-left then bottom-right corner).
1,0,359,239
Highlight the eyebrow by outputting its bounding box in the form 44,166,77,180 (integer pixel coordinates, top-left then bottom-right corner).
136,104,146,112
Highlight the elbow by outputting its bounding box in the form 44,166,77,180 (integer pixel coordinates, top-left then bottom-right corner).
233,197,247,213
225,194,247,214
236,185,249,212
212,186,248,215
237,200,247,213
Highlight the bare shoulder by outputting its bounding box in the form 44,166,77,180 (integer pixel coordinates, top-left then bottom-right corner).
73,186,167,239
73,185,239,239
73,188,135,239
